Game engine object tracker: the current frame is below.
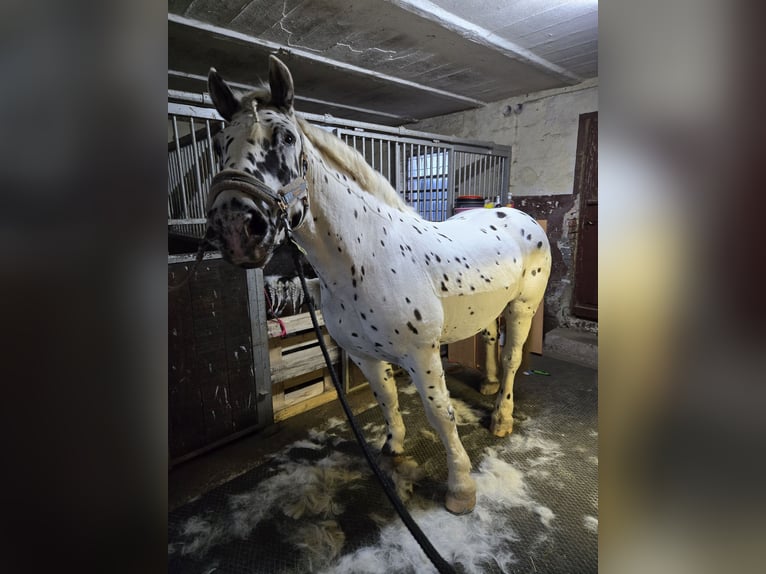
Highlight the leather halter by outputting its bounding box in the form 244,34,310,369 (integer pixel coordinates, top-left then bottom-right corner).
206,150,310,232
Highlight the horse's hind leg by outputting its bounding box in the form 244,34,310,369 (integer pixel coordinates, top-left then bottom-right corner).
348,354,405,456
479,319,500,395
406,350,476,514
491,301,537,437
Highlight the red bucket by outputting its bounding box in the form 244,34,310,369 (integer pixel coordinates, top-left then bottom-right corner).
453,195,485,214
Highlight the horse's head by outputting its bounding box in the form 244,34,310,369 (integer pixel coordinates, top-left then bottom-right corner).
204,56,308,269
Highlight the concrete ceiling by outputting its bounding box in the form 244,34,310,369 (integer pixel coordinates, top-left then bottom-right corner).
168,0,598,126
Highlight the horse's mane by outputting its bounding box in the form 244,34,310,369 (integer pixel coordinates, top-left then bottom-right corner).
297,117,412,213
235,84,410,212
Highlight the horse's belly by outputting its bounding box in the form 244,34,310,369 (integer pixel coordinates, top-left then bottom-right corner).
439,292,510,344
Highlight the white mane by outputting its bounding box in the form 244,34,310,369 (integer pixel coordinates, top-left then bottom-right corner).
297,117,412,213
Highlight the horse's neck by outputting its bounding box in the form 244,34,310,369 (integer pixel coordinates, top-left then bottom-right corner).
292,150,377,280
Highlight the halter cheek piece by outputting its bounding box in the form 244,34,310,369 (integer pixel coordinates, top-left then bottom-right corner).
207,150,310,239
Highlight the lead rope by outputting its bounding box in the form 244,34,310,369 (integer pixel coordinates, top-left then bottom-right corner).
289,244,457,574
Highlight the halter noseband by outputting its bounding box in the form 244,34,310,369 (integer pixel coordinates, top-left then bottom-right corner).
207,150,309,233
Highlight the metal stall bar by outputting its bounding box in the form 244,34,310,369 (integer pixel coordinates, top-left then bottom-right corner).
189,117,206,221
172,116,190,219
378,138,383,178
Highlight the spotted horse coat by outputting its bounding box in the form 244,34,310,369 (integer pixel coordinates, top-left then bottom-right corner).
204,56,552,514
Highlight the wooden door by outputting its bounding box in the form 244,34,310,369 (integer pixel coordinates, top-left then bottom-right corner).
572,112,598,320
168,259,272,465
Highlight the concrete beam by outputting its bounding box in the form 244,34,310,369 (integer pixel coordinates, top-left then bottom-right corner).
168,14,487,108
167,69,417,123
385,0,582,85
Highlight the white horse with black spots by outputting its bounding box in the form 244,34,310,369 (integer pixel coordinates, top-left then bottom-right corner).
204,56,551,514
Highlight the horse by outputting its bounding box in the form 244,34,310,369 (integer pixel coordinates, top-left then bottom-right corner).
203,56,551,514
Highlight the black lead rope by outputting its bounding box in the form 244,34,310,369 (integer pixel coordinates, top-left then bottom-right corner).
290,246,457,574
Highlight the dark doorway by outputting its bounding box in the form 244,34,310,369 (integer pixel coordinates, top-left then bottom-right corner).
572,112,598,320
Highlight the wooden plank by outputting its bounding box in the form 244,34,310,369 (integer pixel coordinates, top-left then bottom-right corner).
270,340,340,383
447,336,480,370
273,388,339,422
246,268,273,425
283,379,325,407
266,310,325,338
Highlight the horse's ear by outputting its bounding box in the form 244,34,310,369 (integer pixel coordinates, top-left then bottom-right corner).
268,55,294,110
208,68,240,122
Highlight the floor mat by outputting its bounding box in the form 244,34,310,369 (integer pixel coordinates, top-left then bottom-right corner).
168,356,598,573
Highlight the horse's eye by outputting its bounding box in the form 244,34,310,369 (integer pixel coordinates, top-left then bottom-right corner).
284,132,295,145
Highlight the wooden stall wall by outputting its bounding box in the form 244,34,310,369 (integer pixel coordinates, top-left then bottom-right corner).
168,258,271,466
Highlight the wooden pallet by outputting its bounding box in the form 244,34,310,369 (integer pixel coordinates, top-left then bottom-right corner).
267,311,343,421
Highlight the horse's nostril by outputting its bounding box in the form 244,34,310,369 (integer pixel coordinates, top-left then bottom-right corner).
248,209,268,237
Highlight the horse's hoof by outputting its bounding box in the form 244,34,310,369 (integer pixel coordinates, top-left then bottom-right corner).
490,418,513,437
480,381,500,395
445,490,476,515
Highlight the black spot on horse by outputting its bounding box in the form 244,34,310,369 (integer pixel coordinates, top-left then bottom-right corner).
414,309,422,321
537,241,543,248
496,211,507,218
527,234,532,240
441,282,448,292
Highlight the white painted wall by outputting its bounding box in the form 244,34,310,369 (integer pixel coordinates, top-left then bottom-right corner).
414,78,598,200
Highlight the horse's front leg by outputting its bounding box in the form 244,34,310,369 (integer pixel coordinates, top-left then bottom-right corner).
348,354,406,456
406,350,476,514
